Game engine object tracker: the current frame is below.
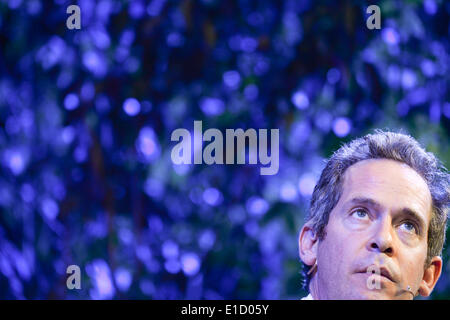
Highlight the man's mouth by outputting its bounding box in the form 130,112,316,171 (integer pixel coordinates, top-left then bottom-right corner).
358,266,396,283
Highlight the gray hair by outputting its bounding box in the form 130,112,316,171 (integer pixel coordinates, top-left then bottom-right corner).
302,130,450,289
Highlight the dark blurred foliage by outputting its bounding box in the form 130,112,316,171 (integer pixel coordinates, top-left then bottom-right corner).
0,0,449,299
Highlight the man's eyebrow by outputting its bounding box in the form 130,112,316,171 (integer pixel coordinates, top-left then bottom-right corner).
347,197,382,210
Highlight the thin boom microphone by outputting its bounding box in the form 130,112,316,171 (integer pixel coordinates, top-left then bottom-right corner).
405,285,415,298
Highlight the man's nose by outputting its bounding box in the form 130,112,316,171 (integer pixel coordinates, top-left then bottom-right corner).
368,216,394,256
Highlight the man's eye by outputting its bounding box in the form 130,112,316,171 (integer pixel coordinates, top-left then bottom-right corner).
400,221,418,234
351,209,369,220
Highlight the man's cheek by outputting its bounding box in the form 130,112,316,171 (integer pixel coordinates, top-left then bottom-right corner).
325,227,348,253
319,237,341,268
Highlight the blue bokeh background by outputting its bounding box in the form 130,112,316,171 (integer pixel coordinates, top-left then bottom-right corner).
0,0,449,299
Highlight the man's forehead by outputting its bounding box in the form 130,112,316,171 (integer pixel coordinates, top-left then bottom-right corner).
340,159,433,220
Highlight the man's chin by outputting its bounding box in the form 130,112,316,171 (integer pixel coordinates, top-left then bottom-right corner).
319,289,393,300
345,272,397,299
345,289,392,300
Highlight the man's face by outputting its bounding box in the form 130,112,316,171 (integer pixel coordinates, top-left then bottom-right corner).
308,159,438,299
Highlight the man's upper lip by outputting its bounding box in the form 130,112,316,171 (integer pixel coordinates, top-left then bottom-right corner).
359,266,396,282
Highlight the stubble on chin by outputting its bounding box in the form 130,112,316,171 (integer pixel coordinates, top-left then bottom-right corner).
313,274,394,300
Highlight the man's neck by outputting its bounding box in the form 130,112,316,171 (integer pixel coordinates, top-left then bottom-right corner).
309,278,320,300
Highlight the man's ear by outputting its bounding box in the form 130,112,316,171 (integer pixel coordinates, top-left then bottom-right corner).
298,223,319,267
418,256,442,297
